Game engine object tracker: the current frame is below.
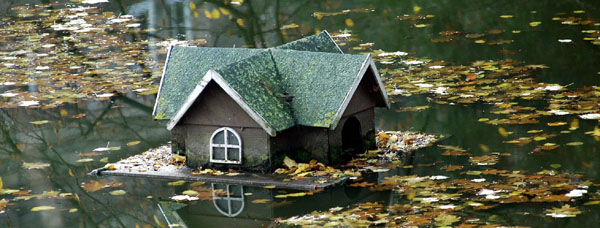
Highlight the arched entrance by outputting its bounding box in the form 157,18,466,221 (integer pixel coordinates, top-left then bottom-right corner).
341,116,363,158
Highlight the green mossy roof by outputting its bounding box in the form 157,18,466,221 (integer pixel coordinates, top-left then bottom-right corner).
214,51,296,132
154,31,377,133
275,31,342,54
270,49,368,127
154,46,262,119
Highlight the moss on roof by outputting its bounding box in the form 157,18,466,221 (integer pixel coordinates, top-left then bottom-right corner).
270,49,368,127
154,46,262,120
215,51,296,132
276,31,342,54
154,31,382,133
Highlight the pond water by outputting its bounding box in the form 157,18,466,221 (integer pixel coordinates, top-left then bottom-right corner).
1,0,600,227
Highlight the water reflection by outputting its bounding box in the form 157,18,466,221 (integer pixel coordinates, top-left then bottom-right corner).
157,182,391,228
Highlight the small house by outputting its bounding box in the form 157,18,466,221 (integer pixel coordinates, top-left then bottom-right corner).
153,31,389,172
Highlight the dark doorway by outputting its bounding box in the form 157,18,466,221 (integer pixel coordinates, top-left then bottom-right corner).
341,116,363,158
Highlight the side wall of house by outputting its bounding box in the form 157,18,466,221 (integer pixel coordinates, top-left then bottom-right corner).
327,67,379,163
175,82,270,172
269,126,329,167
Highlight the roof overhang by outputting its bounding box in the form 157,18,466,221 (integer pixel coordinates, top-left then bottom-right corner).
166,70,277,137
329,54,390,130
152,45,174,117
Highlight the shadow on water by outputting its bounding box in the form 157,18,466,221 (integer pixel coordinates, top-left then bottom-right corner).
0,0,600,227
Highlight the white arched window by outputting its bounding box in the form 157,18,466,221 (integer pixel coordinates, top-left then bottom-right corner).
210,127,242,164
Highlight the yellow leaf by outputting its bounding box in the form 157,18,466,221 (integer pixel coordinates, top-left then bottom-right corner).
168,180,185,186
498,127,508,137
569,119,579,130
264,185,276,189
413,5,421,14
203,9,212,19
68,169,75,177
0,176,3,189
281,23,299,30
251,199,269,204
60,109,68,117
69,208,78,213
31,206,55,211
283,156,297,168
287,192,306,197
573,10,585,14
527,130,543,133
500,15,513,18
154,214,166,228
475,39,486,44
211,8,221,19
533,136,547,141
190,181,205,187
345,18,355,27
236,18,244,26
529,21,541,27
293,163,309,175
566,142,584,146
219,7,230,15
127,141,141,146
182,190,198,196
189,1,196,10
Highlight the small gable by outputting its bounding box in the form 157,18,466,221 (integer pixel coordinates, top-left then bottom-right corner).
180,81,261,128
342,66,387,118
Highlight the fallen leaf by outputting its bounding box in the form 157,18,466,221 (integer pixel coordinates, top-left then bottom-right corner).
109,190,126,195
31,206,55,211
251,199,270,204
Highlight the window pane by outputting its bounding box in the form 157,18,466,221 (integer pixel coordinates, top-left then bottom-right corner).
215,199,229,213
213,130,225,144
231,201,243,214
227,131,239,145
228,148,240,162
229,185,242,197
213,147,225,160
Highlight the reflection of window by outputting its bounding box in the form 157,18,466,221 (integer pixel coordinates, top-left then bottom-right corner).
210,127,242,164
212,184,244,217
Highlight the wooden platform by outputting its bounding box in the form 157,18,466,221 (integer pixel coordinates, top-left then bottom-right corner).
91,168,347,190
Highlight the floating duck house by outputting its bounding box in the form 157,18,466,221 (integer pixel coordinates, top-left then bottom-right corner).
153,31,390,172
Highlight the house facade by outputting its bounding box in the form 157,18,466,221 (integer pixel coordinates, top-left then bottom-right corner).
153,31,389,172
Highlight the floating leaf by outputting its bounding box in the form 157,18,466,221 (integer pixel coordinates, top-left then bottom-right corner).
126,141,141,146
31,206,56,211
76,158,94,163
566,142,584,146
22,162,50,170
109,190,126,196
264,185,276,189
30,120,50,125
168,180,185,186
251,199,270,204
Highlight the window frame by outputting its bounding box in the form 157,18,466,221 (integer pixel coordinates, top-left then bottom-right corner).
209,127,242,164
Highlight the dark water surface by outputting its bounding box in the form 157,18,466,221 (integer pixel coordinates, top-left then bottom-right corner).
1,0,600,227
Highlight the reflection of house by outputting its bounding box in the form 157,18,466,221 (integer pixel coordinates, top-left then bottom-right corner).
159,183,390,228
153,31,389,172
212,184,244,217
